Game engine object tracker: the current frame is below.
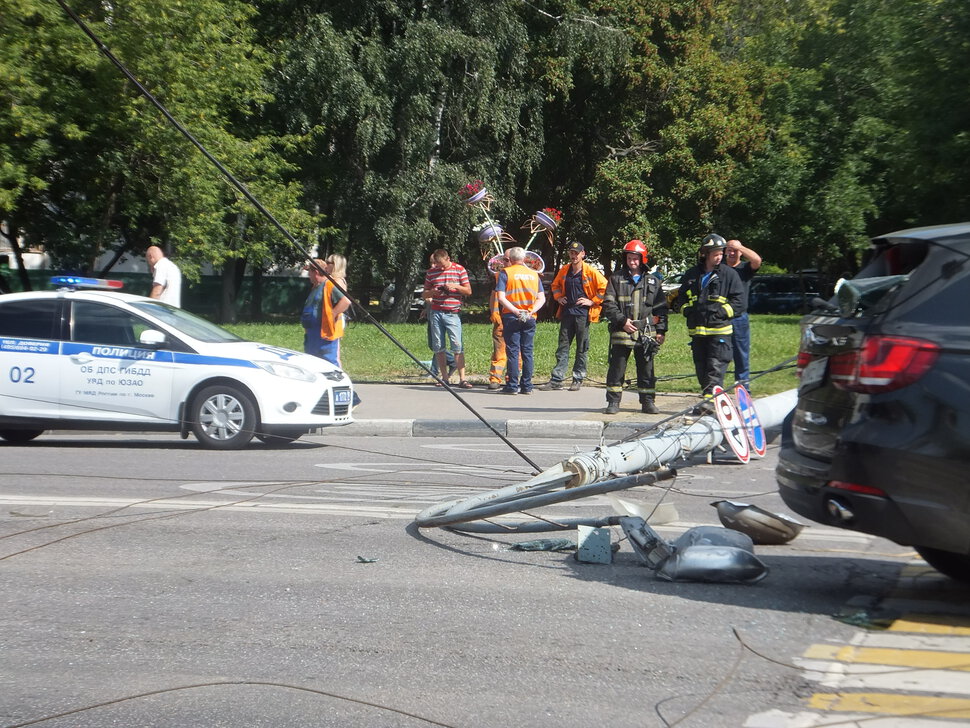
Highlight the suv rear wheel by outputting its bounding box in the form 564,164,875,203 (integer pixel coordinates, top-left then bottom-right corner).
914,546,970,584
191,385,256,450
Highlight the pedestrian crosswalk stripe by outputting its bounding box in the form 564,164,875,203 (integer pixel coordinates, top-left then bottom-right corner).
855,631,970,652
804,644,970,670
796,660,970,695
808,692,970,720
889,615,970,635
746,558,970,728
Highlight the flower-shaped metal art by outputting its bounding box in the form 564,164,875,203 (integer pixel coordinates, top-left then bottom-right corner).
521,206,563,250
460,180,494,211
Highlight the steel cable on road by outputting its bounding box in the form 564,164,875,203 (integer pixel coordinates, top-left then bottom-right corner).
1,680,459,728
0,439,566,559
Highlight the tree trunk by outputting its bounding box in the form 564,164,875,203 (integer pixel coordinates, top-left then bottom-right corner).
90,179,122,273
389,269,421,323
98,238,134,276
219,259,247,323
250,264,263,321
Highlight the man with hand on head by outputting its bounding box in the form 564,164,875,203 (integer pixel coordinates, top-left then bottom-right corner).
724,238,762,390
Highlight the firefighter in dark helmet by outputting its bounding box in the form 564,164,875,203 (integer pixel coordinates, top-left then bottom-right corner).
673,234,743,411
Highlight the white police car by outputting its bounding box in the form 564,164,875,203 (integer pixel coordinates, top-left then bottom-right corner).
0,278,354,448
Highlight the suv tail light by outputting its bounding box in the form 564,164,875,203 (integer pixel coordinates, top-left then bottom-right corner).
795,351,814,377
830,335,940,393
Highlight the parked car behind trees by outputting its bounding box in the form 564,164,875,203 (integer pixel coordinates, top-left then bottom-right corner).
747,274,822,314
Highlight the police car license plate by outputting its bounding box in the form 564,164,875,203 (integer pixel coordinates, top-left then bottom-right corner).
334,389,352,404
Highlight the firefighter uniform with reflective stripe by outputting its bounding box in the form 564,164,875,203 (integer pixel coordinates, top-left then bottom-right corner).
601,266,668,408
674,262,743,395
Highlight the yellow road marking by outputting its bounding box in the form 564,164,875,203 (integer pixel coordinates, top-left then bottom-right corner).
805,644,970,670
809,692,970,719
890,615,970,635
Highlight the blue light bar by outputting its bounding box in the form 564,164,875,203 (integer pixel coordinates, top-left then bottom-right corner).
50,276,125,290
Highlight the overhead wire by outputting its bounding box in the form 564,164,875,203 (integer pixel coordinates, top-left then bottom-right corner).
51,0,541,472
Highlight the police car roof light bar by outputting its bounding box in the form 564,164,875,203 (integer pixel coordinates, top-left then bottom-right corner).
51,276,125,291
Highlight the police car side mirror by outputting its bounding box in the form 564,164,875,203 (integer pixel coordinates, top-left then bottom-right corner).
139,329,166,347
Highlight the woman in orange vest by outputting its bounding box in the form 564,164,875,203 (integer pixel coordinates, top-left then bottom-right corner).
301,255,351,367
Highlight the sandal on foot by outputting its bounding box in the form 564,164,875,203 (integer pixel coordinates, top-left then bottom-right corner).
458,381,474,389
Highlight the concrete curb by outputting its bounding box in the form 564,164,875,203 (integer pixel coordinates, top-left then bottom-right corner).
327,418,661,439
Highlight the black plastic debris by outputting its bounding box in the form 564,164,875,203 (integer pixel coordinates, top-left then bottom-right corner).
618,516,769,583
509,538,576,552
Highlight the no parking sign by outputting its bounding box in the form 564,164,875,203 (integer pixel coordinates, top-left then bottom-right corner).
711,385,750,464
734,384,767,457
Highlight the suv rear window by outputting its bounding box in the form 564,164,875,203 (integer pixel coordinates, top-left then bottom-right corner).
858,240,929,278
0,299,60,339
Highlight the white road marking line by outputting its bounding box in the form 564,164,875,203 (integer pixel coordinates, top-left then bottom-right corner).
851,632,970,653
745,708,957,727
795,658,970,695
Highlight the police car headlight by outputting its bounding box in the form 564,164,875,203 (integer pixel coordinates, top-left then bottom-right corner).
254,361,317,382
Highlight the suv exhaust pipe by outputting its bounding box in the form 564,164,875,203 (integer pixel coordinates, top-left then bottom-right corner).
826,496,855,523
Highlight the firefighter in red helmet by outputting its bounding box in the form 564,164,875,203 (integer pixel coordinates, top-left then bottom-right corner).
600,239,668,415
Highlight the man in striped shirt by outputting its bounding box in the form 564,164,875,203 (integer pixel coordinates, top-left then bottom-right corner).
423,249,473,388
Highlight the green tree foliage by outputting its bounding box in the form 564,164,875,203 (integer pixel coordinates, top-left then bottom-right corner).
716,0,886,275
3,0,966,312
2,0,316,298
577,0,771,271
874,0,970,227
258,1,556,318
718,0,970,278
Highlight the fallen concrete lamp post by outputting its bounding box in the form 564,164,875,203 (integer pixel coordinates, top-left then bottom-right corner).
414,390,798,584
414,389,797,531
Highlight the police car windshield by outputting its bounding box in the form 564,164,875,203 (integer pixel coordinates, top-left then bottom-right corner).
130,301,243,343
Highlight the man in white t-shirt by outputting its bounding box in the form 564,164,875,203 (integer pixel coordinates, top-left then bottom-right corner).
145,245,182,307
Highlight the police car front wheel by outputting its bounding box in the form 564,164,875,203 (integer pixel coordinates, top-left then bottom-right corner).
191,385,257,450
0,429,45,444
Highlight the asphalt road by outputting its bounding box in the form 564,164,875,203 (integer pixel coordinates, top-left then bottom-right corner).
1,432,965,728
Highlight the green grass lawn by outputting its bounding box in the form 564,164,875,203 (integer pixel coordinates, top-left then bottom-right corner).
228,314,802,395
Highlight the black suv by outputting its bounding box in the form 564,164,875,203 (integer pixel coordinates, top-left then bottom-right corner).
776,222,970,582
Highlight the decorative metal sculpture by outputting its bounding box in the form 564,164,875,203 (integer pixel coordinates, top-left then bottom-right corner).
459,180,493,209
460,179,559,270
522,207,563,252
